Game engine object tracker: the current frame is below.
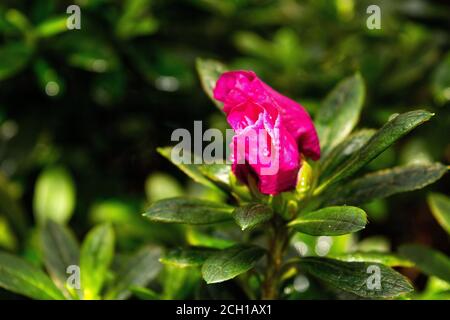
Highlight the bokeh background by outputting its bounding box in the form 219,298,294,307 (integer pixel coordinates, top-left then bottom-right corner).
0,0,449,299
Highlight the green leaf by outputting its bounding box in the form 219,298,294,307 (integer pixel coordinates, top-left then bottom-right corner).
201,245,265,284
145,172,183,202
105,246,162,300
33,58,65,97
186,229,236,249
399,244,450,283
0,173,27,241
0,216,17,250
35,16,68,38
428,193,450,235
233,203,273,231
331,252,414,267
197,163,231,189
160,247,217,267
315,74,365,156
299,257,414,298
80,224,115,299
144,197,234,225
0,252,64,300
130,286,159,300
196,58,227,110
157,146,223,193
431,52,450,105
57,33,119,73
162,265,200,299
288,206,367,236
0,42,32,81
33,166,76,225
317,110,434,193
320,129,376,182
40,220,79,298
324,163,448,206
116,0,158,39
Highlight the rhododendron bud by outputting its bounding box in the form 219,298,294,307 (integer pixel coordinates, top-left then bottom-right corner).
213,70,320,195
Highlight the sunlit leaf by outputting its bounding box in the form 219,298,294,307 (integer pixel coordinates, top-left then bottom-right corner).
331,252,413,267
428,193,450,235
33,166,76,225
35,16,67,38
80,224,115,299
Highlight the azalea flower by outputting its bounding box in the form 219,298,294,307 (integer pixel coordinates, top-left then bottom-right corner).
213,70,320,195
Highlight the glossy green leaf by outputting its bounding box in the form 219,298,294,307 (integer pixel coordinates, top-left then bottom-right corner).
0,42,32,80
40,220,79,298
201,245,265,284
320,129,376,181
324,163,448,206
233,203,273,231
315,74,365,155
288,206,367,236
299,257,414,298
157,146,223,193
105,246,161,300
33,166,76,225
331,252,413,267
428,193,450,234
317,110,434,193
144,197,233,225
80,224,115,299
399,244,450,283
160,247,217,267
0,252,64,300
196,58,227,110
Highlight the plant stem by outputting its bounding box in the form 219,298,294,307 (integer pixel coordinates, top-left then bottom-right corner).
261,216,289,300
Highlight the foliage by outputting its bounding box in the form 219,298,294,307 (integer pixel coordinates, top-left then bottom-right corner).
0,0,449,300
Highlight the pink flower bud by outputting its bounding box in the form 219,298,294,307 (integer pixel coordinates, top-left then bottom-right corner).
213,71,321,195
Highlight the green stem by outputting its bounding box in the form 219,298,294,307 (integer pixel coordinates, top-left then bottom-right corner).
261,216,289,299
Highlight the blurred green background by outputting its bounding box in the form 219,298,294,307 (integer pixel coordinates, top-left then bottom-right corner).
0,0,449,299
